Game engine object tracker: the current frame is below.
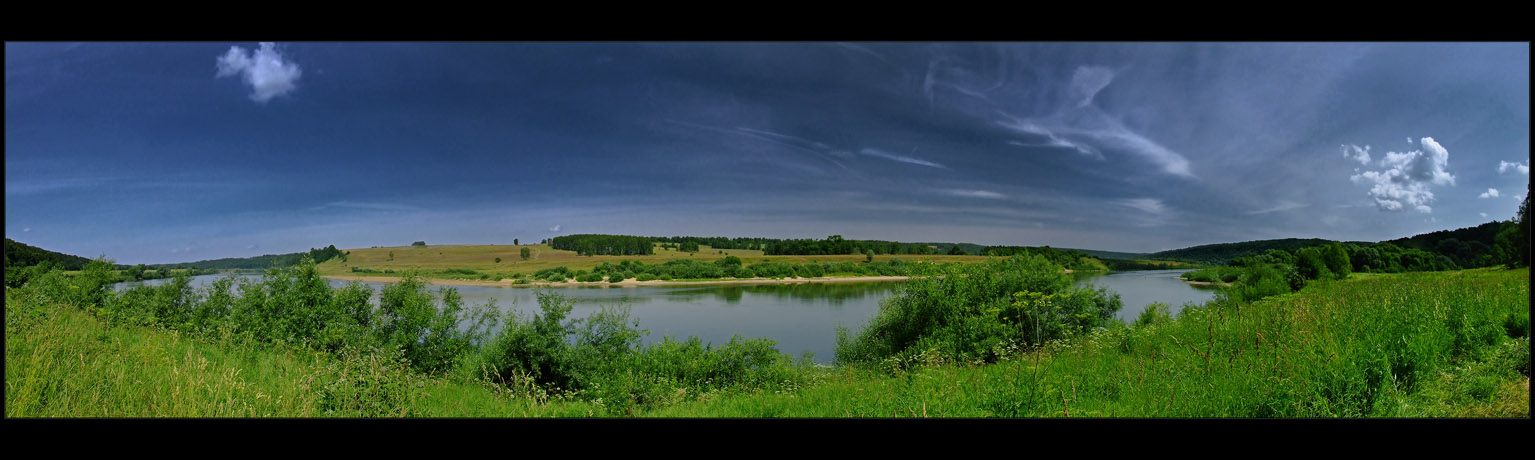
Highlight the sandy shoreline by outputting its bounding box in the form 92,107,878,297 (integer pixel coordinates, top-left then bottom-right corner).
1179,279,1232,287
323,274,914,288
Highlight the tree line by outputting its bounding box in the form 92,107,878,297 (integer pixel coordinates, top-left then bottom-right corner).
549,234,655,256
159,245,347,270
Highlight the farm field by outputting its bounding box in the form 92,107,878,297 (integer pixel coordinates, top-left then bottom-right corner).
316,243,986,282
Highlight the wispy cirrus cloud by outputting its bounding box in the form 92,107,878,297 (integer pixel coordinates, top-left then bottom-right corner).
1118,197,1172,227
215,42,302,103
857,148,946,169
938,189,1007,199
312,201,423,212
1119,197,1167,215
1245,200,1309,215
989,66,1195,179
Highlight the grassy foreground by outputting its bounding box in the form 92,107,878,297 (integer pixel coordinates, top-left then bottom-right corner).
7,268,1527,417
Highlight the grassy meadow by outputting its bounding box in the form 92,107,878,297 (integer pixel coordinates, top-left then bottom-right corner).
318,243,984,281
8,257,1526,417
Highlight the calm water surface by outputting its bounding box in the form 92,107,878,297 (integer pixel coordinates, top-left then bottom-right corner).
1073,269,1222,323
117,269,1219,363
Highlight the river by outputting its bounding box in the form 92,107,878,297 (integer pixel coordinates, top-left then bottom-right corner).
115,269,1219,363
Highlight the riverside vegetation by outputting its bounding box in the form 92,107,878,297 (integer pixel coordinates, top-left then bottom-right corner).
6,251,1527,417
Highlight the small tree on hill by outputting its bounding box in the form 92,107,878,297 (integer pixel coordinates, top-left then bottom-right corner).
412,241,426,247
521,247,532,260
514,238,519,245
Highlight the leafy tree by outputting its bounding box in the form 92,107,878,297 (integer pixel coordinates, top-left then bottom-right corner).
126,263,147,281
388,251,395,261
1323,242,1352,280
495,257,502,264
864,250,875,262
412,241,426,247
1499,182,1531,268
714,255,743,268
1295,247,1331,280
514,238,519,246
947,245,966,256
521,247,532,260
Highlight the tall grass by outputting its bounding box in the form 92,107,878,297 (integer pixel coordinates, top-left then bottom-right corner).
7,257,819,417
652,268,1529,417
9,255,1524,417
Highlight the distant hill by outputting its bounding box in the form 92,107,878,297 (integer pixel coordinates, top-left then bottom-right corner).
1383,221,1508,268
1145,238,1341,265
1064,248,1148,260
4,238,100,270
1135,220,1517,267
159,245,345,270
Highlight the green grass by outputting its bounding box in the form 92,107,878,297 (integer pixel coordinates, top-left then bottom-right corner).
8,266,1526,417
4,288,602,417
318,243,983,281
655,268,1531,417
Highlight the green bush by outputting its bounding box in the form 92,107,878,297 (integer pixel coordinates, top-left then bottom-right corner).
835,255,1120,369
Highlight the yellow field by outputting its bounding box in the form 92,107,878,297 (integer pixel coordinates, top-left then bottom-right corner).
316,243,984,279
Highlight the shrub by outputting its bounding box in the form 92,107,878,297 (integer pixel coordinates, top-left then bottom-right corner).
835,255,1120,368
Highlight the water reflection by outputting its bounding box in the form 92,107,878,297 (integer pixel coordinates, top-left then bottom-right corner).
1073,269,1220,323
113,274,898,364
113,271,1215,363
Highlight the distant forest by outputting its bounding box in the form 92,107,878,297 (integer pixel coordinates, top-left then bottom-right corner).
5,238,102,271
550,234,655,256
1142,238,1345,265
1137,217,1526,273
158,245,346,270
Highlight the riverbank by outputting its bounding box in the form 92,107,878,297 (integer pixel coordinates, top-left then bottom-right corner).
1180,278,1232,287
323,274,914,288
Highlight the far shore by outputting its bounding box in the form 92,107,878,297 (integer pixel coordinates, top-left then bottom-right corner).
322,274,915,288
1180,278,1232,287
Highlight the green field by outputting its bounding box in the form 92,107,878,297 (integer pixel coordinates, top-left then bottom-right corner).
8,262,1526,417
318,243,985,281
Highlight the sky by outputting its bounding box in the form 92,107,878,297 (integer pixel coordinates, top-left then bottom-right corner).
5,42,1530,265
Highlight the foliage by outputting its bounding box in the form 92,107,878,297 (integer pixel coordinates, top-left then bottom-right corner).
1146,238,1339,265
5,238,96,270
550,234,656,256
978,246,1104,271
158,245,345,270
835,255,1120,369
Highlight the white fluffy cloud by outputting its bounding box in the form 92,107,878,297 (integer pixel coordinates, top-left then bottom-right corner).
216,42,302,103
1341,144,1371,165
1479,188,1500,199
549,224,562,232
1349,137,1456,213
1498,160,1529,175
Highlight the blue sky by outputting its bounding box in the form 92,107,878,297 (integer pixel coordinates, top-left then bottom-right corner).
5,42,1529,265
